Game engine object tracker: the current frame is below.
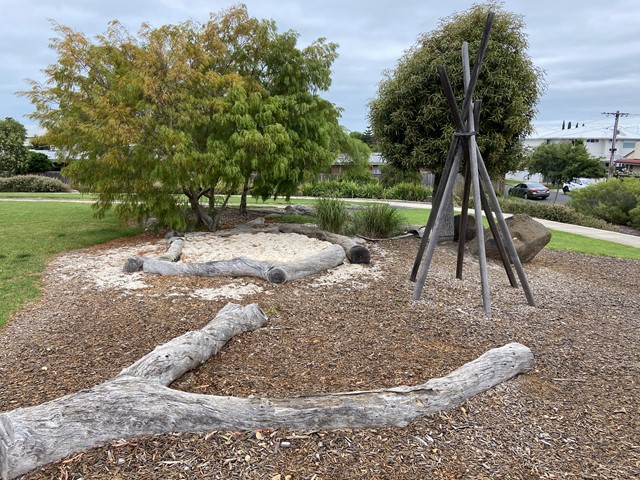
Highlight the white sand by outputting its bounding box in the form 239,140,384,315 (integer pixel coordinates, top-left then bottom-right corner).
48,232,386,299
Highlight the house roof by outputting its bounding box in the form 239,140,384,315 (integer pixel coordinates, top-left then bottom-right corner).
529,125,640,141
615,158,640,165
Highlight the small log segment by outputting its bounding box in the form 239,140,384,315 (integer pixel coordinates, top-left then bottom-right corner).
143,243,346,284
0,301,534,480
276,224,370,264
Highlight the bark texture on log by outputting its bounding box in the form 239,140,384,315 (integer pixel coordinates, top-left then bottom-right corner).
0,335,533,480
142,243,345,284
276,224,370,264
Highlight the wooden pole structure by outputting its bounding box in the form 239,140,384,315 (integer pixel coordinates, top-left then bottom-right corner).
461,42,491,316
411,12,536,312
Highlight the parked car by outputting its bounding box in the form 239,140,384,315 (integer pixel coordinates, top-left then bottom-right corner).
563,177,596,193
508,182,550,200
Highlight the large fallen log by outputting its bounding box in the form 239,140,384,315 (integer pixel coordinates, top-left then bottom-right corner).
0,298,534,480
276,224,370,264
142,243,346,284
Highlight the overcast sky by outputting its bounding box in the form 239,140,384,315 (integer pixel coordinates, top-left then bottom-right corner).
2,0,639,136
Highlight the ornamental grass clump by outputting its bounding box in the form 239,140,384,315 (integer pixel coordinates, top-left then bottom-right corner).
314,197,349,233
346,204,407,238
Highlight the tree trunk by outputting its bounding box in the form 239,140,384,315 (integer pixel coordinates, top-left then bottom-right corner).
276,224,371,264
142,243,346,284
239,176,250,215
0,300,534,480
435,172,455,242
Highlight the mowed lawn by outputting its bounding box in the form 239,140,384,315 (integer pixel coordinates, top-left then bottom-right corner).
0,201,141,327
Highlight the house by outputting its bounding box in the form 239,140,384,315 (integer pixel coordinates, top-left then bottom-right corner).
326,152,386,179
615,144,640,175
522,124,640,170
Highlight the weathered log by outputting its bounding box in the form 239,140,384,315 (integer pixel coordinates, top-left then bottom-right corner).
156,237,185,262
0,338,533,480
123,237,186,273
142,243,345,284
277,224,370,264
0,302,268,480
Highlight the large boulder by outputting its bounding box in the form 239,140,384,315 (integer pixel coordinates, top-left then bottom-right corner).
454,214,477,242
471,213,551,263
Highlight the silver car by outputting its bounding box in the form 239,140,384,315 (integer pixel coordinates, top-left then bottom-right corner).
508,182,550,200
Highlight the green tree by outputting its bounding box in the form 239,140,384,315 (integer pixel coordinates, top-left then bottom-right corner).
0,118,29,175
25,152,54,173
335,133,371,183
527,140,607,187
23,6,344,230
368,2,544,178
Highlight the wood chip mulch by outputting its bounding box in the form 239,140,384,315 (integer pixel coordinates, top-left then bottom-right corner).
1,212,639,479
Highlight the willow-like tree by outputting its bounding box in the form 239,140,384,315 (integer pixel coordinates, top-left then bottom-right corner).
369,2,544,180
23,6,348,230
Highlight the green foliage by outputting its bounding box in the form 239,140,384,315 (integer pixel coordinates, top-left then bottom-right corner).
23,5,343,231
299,179,430,201
287,179,389,199
0,118,29,175
569,178,640,228
336,138,372,183
527,140,607,184
0,175,71,192
315,197,348,233
379,163,422,188
384,182,432,202
498,197,619,231
369,2,544,178
345,204,407,238
357,182,385,199
25,152,54,173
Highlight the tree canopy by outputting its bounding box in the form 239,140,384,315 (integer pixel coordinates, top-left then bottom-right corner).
368,2,544,179
527,140,607,186
23,6,349,230
0,117,29,175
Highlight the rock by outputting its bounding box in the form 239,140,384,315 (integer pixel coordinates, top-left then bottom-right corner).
123,256,145,273
454,214,476,242
284,204,315,216
247,217,265,226
471,213,551,263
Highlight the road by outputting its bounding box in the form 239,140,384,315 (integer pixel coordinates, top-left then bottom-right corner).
504,186,570,205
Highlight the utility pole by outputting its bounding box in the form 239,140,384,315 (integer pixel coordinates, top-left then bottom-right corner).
603,111,629,176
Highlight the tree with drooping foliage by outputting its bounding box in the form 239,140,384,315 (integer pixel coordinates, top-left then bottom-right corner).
368,2,544,179
23,6,346,230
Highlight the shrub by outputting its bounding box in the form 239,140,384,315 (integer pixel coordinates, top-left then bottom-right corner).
345,204,407,238
357,182,384,199
498,197,619,231
25,152,54,173
315,197,349,233
0,175,71,193
384,182,432,202
569,178,640,228
379,163,422,188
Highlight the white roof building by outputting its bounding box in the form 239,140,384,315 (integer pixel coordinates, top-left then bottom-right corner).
523,124,640,168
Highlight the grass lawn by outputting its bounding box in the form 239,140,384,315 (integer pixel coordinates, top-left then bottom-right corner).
0,201,142,327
